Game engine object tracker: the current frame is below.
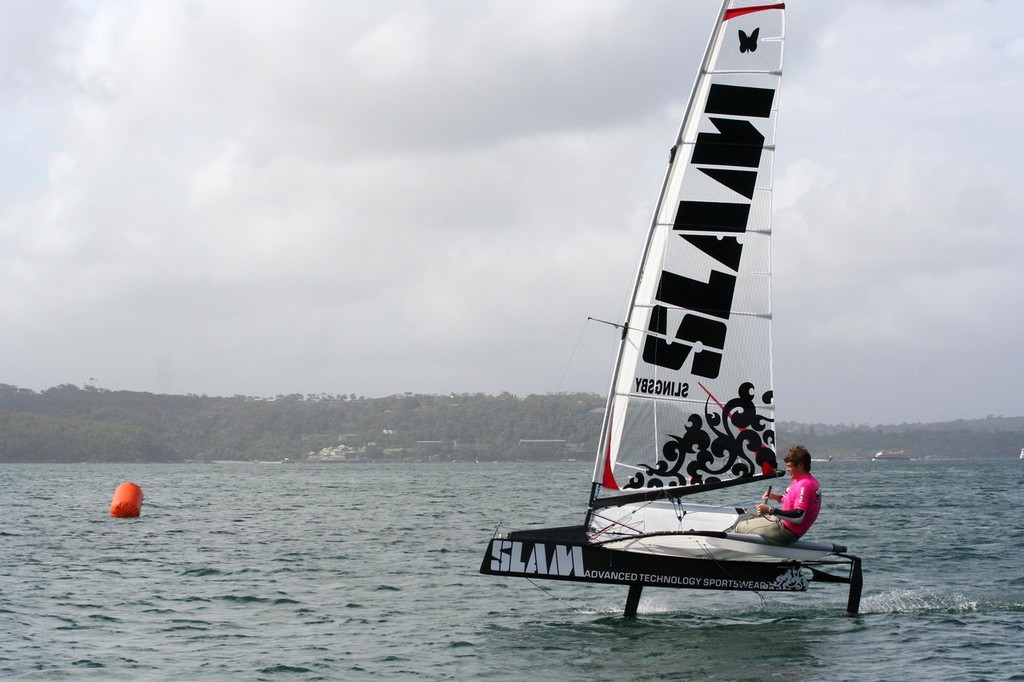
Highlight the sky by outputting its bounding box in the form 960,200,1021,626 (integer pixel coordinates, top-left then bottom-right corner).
2,0,1022,426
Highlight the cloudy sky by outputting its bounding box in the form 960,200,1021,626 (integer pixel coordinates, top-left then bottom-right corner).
2,0,1022,426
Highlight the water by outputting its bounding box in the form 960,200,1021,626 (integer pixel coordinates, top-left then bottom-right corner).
2,460,1022,680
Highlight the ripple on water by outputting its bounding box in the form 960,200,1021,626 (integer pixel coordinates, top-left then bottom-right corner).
1,461,1023,680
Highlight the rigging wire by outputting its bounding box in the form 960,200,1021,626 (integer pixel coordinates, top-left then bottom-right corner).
697,541,769,609
524,577,592,615
590,494,761,539
554,318,594,393
671,495,686,522
555,316,624,393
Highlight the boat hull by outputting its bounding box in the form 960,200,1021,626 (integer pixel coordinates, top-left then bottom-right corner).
481,525,808,593
587,498,842,561
481,524,863,615
597,533,839,563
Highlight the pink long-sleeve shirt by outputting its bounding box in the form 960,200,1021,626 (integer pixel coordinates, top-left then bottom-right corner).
780,473,821,537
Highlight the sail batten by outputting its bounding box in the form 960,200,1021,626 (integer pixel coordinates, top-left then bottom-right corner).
591,0,783,503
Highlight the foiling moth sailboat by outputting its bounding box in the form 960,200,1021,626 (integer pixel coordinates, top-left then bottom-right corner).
480,0,862,617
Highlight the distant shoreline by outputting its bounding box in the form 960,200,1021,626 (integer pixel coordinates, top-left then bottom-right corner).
3,384,1023,463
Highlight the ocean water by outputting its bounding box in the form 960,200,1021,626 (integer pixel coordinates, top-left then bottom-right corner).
1,459,1022,680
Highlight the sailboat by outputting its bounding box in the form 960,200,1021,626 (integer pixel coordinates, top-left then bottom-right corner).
480,0,862,616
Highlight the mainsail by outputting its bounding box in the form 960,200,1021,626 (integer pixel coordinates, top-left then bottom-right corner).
592,1,785,505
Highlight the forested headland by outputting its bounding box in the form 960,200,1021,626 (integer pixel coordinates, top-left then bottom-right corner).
2,383,1022,463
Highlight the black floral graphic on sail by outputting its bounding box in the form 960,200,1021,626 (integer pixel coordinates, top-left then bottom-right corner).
623,382,776,489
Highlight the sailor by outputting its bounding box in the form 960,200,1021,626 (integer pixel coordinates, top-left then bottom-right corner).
733,445,821,544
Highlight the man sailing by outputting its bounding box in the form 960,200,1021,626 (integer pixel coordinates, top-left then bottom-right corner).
733,445,822,544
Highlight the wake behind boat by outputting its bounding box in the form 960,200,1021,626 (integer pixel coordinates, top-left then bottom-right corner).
481,0,861,616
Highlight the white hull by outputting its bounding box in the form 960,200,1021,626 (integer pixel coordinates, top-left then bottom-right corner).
589,499,838,562
599,534,836,562
589,499,740,537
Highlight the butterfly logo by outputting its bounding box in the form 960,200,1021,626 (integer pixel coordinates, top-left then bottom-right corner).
738,27,759,53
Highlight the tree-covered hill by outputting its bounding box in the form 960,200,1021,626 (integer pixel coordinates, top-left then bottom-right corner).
777,417,1024,461
2,383,1021,463
0,384,604,463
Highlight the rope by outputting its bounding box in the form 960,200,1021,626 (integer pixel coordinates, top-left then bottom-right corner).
524,577,591,614
554,318,594,392
697,540,768,609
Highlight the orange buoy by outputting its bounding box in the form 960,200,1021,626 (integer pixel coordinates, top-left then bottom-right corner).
109,482,143,518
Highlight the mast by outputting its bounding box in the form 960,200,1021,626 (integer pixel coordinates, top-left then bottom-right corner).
589,0,731,506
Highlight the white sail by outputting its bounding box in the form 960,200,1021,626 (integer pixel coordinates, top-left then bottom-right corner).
592,1,785,503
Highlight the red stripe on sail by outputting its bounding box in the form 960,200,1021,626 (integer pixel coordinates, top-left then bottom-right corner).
724,3,785,21
601,434,619,491
698,381,726,411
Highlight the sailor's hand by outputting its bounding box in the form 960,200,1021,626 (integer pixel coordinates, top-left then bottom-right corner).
756,503,770,516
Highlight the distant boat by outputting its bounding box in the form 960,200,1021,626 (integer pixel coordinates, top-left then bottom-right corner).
811,456,833,463
873,450,910,461
1019,447,1023,460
